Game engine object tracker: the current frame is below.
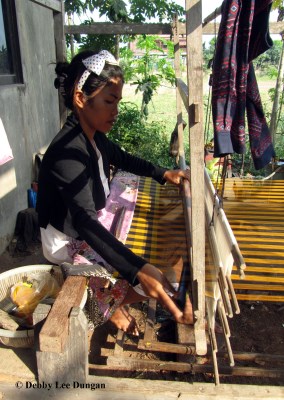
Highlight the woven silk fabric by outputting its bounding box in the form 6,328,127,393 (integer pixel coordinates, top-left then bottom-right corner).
211,0,275,170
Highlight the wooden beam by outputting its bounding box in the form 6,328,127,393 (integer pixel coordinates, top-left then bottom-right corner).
202,21,284,35
203,6,222,27
173,15,186,166
65,23,176,36
29,0,62,13
64,21,284,36
176,78,189,114
138,340,196,355
104,357,193,372
185,0,206,356
39,276,87,353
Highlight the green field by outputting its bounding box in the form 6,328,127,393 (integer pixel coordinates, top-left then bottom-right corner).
122,75,276,143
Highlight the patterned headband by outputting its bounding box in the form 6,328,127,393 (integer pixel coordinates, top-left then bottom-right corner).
77,50,119,91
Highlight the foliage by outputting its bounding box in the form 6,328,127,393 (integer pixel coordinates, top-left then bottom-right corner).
71,19,117,54
272,0,284,11
203,38,216,71
253,40,282,73
64,0,184,22
64,0,94,15
274,133,284,160
108,102,175,168
91,0,130,22
268,87,284,137
122,35,175,118
119,47,137,81
128,0,184,23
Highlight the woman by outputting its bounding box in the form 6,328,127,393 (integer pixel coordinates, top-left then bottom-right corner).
37,50,192,335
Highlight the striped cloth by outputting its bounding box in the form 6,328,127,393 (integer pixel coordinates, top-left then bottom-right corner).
127,177,284,303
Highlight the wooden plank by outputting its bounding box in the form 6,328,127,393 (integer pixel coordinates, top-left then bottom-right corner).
104,356,193,372
203,21,284,35
194,364,284,379
143,298,156,342
97,357,284,379
176,78,189,114
37,307,88,382
203,6,222,27
64,21,284,36
65,23,177,36
29,0,62,12
138,340,195,355
173,16,186,165
39,276,87,353
219,351,284,363
185,0,206,356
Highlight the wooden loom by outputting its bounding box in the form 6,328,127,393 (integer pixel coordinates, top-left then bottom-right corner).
35,174,284,384
33,0,284,385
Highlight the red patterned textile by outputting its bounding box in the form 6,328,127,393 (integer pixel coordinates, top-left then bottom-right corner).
211,0,275,170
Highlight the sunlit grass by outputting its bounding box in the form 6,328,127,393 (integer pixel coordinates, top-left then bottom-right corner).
122,75,277,144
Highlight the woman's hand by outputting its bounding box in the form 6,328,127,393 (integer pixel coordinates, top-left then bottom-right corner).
163,168,190,186
136,263,193,325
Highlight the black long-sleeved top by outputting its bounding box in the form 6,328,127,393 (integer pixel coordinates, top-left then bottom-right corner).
37,113,168,284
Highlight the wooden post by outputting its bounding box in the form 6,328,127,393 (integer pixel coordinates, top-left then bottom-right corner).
39,276,87,353
35,276,88,383
36,306,88,383
172,15,186,167
53,0,67,126
185,0,206,355
33,303,52,352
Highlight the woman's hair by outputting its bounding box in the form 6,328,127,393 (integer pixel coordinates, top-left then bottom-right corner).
54,50,124,110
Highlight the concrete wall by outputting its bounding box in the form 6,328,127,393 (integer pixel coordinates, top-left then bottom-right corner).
0,0,61,254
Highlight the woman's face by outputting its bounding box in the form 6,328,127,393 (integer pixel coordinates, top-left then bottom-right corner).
77,77,123,137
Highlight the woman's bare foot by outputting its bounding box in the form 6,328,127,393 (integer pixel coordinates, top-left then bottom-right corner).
109,306,139,336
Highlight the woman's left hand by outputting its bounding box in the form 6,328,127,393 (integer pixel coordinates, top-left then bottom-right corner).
163,168,190,186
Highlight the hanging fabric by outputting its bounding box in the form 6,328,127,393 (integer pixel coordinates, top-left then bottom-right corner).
211,0,275,170
0,118,14,166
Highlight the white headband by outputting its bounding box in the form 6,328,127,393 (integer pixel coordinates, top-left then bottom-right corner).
77,50,119,91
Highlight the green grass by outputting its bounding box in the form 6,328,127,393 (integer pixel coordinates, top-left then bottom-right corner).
123,74,277,140
122,82,181,139
121,74,283,173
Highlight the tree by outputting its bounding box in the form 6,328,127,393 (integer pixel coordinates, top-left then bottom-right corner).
128,35,175,118
63,0,183,119
269,1,284,146
203,37,216,71
64,0,184,57
64,0,184,23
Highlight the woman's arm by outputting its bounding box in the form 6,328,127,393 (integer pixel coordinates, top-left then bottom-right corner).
137,263,193,324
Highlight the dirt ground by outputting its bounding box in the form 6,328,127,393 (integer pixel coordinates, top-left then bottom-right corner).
0,241,283,386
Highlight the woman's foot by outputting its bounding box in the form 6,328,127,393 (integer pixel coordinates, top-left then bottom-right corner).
109,306,139,336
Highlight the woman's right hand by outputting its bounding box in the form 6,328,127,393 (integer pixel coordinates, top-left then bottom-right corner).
136,263,193,325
